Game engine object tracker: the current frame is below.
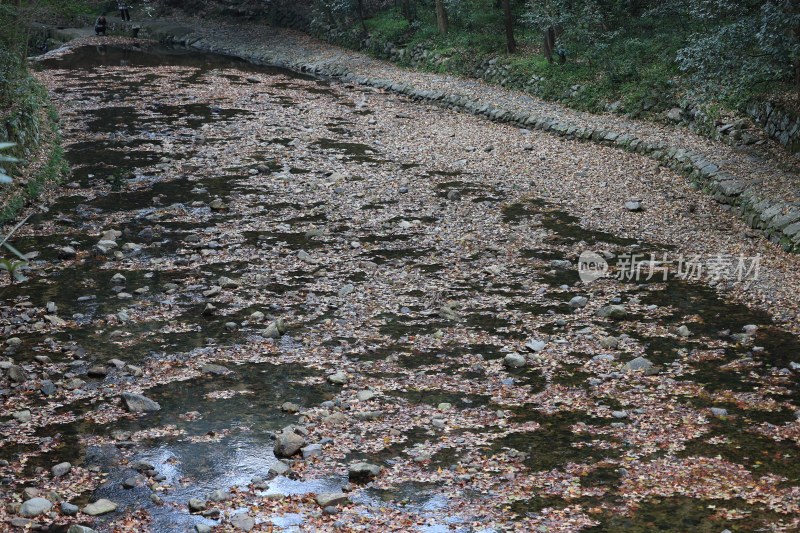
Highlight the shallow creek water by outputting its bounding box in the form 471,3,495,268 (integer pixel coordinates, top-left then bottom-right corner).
0,43,798,532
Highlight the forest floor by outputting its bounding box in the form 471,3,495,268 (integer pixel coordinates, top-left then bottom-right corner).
0,30,798,532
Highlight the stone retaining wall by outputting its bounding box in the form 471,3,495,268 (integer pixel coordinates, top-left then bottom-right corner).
748,101,800,154
146,24,800,253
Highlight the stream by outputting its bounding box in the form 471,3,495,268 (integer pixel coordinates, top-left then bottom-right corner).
0,42,798,532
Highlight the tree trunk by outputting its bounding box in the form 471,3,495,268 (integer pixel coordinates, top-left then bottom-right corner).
795,23,800,101
543,26,555,63
795,57,800,102
502,0,516,53
435,0,448,34
357,0,367,33
400,0,415,21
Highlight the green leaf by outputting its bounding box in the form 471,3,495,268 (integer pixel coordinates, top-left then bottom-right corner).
0,142,16,150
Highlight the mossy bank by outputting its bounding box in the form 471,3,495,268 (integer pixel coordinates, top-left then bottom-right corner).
0,79,67,226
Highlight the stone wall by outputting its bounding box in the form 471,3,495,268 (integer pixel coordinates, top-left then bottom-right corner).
747,101,800,153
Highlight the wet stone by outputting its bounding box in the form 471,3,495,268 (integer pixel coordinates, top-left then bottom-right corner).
269,460,291,477
274,429,305,457
120,392,161,413
504,353,526,368
61,502,79,516
315,492,349,507
82,498,118,515
19,497,52,517
230,511,255,531
623,356,658,375
51,462,72,477
349,462,381,482
188,498,207,512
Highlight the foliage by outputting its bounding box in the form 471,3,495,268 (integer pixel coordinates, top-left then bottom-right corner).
0,258,28,283
309,0,799,117
523,0,611,61
676,0,800,104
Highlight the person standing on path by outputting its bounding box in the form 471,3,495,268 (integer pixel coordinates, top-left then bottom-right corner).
118,1,131,21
